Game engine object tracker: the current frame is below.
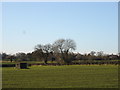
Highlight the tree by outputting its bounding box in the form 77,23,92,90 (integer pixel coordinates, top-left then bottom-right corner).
86,51,96,60
53,39,76,64
32,48,44,61
90,51,96,56
96,51,104,56
35,44,52,64
2,53,8,60
26,53,33,61
6,55,15,62
96,51,104,60
16,52,26,61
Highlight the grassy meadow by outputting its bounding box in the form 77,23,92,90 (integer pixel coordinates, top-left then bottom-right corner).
2,65,118,88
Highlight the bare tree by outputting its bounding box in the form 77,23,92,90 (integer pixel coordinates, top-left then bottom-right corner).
53,39,76,64
90,51,96,56
53,39,76,53
97,51,104,56
35,44,52,64
52,39,65,53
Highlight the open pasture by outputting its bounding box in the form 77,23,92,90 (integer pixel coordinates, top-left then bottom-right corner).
2,65,118,88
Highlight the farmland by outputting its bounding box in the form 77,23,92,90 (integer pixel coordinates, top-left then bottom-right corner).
2,65,118,88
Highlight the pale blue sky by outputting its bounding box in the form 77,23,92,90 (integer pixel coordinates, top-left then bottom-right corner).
2,2,118,54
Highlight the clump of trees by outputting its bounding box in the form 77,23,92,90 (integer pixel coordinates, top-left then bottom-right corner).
34,39,76,64
1,38,120,65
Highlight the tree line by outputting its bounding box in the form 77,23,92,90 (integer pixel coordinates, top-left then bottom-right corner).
1,39,120,65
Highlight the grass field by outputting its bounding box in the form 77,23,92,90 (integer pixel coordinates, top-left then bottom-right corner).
2,65,118,88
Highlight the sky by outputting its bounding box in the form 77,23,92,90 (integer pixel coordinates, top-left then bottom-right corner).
2,2,118,54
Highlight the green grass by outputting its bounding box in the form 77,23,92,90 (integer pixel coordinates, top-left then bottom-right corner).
2,65,118,88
